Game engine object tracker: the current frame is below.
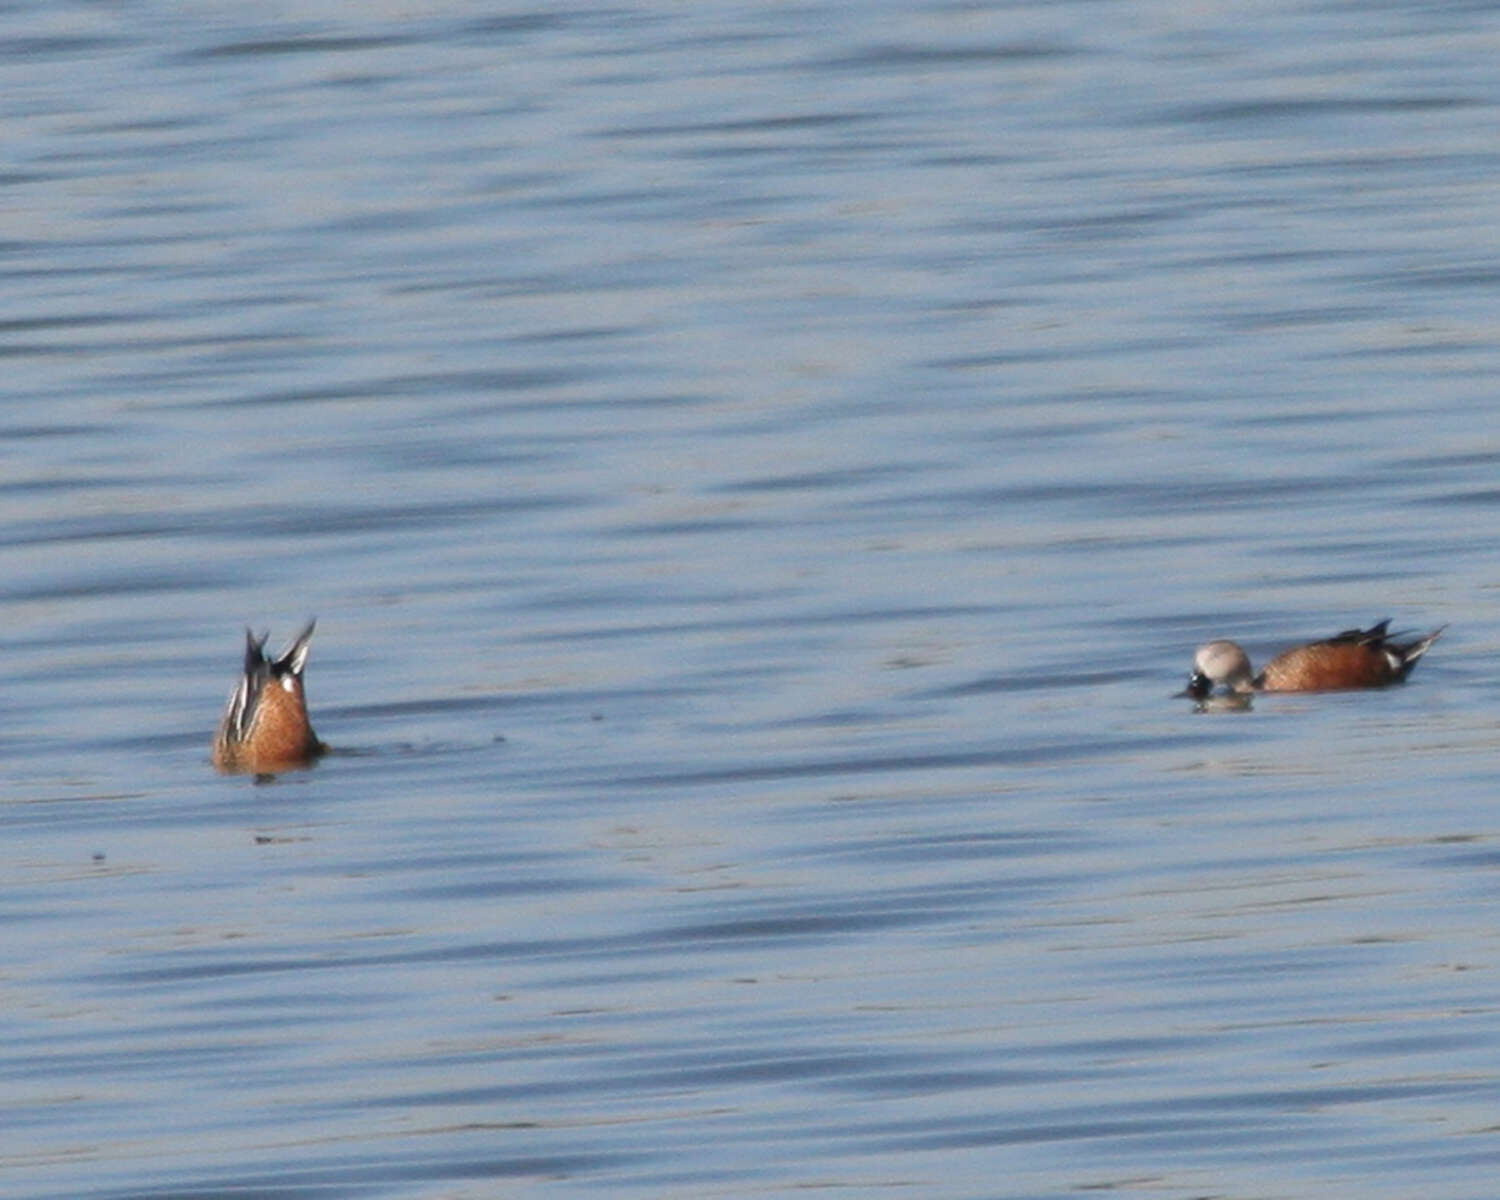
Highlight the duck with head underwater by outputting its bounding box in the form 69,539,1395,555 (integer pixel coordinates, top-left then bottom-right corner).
212,620,326,774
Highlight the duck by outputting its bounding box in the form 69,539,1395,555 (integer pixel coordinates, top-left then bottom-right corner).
212,620,326,774
1184,619,1444,700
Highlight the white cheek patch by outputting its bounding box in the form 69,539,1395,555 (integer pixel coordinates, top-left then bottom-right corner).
281,676,297,694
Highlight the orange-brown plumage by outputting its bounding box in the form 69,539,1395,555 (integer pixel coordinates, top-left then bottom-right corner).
1257,638,1403,691
212,621,325,775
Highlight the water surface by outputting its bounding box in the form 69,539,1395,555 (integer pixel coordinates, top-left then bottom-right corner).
5,1,1500,1197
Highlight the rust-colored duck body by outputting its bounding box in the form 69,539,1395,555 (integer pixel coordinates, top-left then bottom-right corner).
212,621,325,774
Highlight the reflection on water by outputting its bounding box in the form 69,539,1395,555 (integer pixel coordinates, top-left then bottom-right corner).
4,1,1500,1197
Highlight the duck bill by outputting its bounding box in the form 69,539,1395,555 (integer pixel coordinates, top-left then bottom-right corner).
1177,672,1214,700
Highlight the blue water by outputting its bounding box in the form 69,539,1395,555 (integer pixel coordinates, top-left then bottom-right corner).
5,1,1500,1197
